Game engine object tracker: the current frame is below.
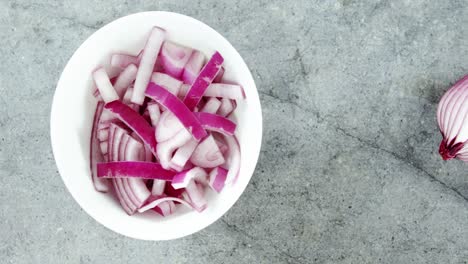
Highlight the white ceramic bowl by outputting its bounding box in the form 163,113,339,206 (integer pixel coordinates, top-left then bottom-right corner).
50,11,262,240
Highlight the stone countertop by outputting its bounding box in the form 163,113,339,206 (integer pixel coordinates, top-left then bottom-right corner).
1,0,467,263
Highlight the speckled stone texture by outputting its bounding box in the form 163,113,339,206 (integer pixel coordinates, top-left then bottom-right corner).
1,0,467,263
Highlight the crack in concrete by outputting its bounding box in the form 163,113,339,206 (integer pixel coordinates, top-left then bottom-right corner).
262,92,467,203
58,16,103,30
334,127,468,203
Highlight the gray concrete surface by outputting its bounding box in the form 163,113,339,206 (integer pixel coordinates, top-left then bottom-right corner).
1,0,468,263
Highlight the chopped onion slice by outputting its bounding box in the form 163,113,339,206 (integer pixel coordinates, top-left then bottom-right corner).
172,167,208,189
125,136,145,161
132,27,166,105
93,67,119,103
190,134,225,168
138,195,194,213
156,111,184,142
194,112,236,135
145,83,207,141
200,97,222,114
152,200,175,216
217,98,235,117
90,102,110,192
114,179,138,214
183,51,224,111
118,134,130,161
185,180,207,212
157,129,192,169
207,83,245,99
122,87,133,104
109,123,127,163
170,139,198,172
127,178,151,205
182,50,205,85
111,52,140,69
112,180,134,215
152,180,166,196
214,66,225,83
208,167,228,193
223,135,241,184
160,41,193,79
151,72,182,96
113,64,137,98
178,83,245,100
99,141,108,156
104,100,157,156
97,161,175,180
147,102,160,127
97,128,109,142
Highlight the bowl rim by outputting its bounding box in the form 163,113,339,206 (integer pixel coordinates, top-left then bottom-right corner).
50,11,262,240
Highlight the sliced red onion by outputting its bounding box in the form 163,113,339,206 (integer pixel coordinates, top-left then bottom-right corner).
147,102,160,127
110,52,140,69
214,66,225,83
112,180,134,215
160,41,193,79
217,98,235,117
108,130,139,214
118,134,130,161
179,84,190,97
138,195,194,213
145,83,207,141
213,135,229,155
170,139,198,172
437,75,468,161
179,83,245,100
208,167,228,193
90,102,110,192
125,136,145,161
171,167,208,189
152,200,175,216
121,178,140,208
200,97,222,114
99,141,108,156
183,51,224,111
122,87,133,104
97,128,109,142
223,134,241,184
107,121,150,213
194,112,236,136
93,67,119,103
185,180,207,212
151,72,183,96
207,83,245,99
109,123,127,162
113,64,137,98
97,121,110,130
104,100,157,156
155,111,184,142
97,161,175,180
190,134,225,168
182,50,205,84
143,144,153,161
99,108,116,124
165,182,185,198
132,27,166,105
92,72,119,100
114,179,138,214
127,178,151,206
151,180,166,195
157,129,192,169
